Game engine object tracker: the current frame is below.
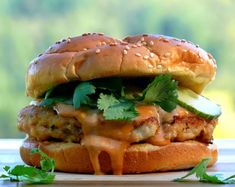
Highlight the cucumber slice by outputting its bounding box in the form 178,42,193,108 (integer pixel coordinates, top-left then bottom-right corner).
177,88,221,120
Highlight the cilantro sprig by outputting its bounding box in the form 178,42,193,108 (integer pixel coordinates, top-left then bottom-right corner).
39,75,178,121
143,74,178,112
0,148,55,184
174,158,235,184
73,82,96,109
97,93,138,120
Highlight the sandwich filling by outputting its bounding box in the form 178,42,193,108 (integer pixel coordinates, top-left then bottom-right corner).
18,75,220,174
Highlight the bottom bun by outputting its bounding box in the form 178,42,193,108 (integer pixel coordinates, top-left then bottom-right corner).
20,138,218,174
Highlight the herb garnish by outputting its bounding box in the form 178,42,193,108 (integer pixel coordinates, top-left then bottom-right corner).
97,93,138,120
143,74,178,112
0,148,55,184
40,75,178,120
174,158,235,184
73,82,96,109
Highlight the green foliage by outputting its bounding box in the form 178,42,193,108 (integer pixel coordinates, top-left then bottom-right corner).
143,74,178,112
73,82,96,108
174,158,235,184
97,93,138,120
0,148,55,184
1,0,235,137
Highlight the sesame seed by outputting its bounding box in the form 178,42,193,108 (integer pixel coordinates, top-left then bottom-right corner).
55,41,60,44
149,52,154,58
125,46,130,50
83,48,87,51
137,42,142,47
158,36,163,41
110,43,117,46
195,44,199,48
143,55,149,60
96,49,101,53
98,33,104,36
142,41,147,45
87,33,91,35
157,65,162,69
182,49,187,53
121,41,128,45
208,53,213,59
132,44,137,48
172,38,179,41
123,50,128,55
62,39,66,42
82,33,88,36
162,39,169,43
164,52,171,57
135,53,141,57
38,53,42,57
67,38,71,43
143,34,148,37
141,37,145,41
176,44,181,47
181,39,186,43
198,52,203,58
148,64,154,68
149,41,154,46
101,41,106,45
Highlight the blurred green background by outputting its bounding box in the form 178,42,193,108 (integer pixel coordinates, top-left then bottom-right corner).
0,0,234,138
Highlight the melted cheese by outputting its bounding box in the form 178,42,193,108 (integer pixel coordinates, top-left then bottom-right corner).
54,104,159,174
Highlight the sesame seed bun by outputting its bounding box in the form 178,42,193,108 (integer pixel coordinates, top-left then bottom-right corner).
26,33,216,98
20,138,217,174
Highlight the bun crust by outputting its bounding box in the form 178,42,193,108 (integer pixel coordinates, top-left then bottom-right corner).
26,33,216,98
20,138,217,174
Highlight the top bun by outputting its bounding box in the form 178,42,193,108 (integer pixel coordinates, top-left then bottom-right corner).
26,33,216,98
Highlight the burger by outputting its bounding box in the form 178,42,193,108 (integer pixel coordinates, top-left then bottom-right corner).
18,33,221,175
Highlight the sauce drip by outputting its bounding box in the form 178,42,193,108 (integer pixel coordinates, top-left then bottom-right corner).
82,135,128,175
54,104,160,174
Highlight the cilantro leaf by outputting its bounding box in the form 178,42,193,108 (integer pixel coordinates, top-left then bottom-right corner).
0,148,55,184
39,97,72,107
104,101,138,120
3,166,10,172
142,74,178,112
73,82,96,109
97,93,119,110
97,94,138,120
174,158,235,184
0,174,9,178
31,148,55,172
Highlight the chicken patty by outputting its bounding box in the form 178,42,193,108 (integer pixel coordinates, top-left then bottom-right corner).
18,105,217,145
18,105,82,142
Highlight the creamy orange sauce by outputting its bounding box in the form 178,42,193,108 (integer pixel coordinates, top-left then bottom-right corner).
54,104,159,174
81,135,128,175
54,104,192,174
147,127,171,146
135,105,159,121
